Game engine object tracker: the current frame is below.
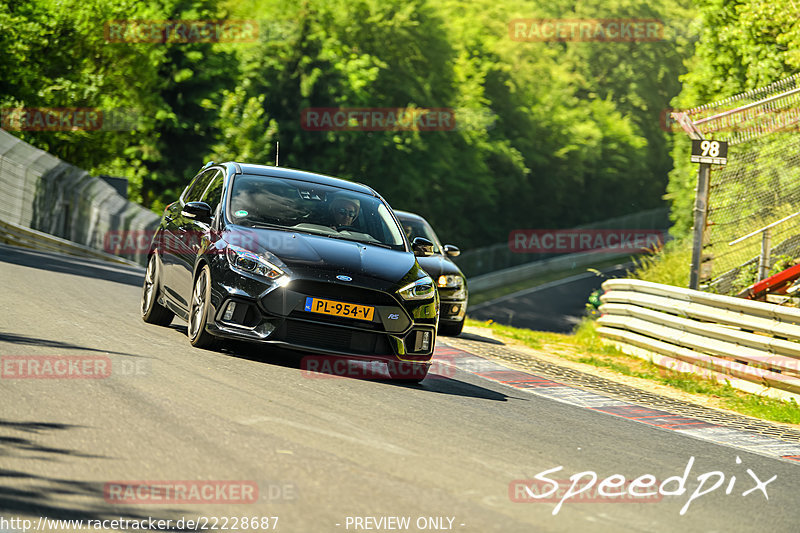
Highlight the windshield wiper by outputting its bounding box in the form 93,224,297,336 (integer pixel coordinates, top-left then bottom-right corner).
246,222,292,231
321,233,394,249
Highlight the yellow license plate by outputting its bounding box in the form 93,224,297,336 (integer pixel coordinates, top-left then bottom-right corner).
304,297,375,321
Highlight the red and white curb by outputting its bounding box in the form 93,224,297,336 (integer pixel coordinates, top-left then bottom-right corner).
433,344,800,463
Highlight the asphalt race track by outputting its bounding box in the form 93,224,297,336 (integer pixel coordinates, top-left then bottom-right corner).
468,265,632,334
1,243,799,533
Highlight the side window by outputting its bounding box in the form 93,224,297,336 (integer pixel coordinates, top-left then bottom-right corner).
183,169,217,203
201,172,225,212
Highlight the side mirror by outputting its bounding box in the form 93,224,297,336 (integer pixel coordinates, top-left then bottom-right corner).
443,244,460,257
182,201,213,223
412,237,435,257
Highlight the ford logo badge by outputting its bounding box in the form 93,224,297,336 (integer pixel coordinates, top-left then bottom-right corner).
336,275,353,282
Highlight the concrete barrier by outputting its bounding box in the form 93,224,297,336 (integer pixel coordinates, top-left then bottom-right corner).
0,129,160,265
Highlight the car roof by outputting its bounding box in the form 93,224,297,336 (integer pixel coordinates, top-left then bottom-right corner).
393,210,427,221
225,162,377,196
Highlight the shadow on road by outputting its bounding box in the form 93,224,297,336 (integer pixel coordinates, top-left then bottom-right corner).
0,332,142,358
182,338,518,402
455,331,505,345
0,419,196,529
0,244,143,287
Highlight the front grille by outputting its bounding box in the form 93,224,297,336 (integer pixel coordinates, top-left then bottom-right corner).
290,280,398,306
290,310,381,330
280,320,393,355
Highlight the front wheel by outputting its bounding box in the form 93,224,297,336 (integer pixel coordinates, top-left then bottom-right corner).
188,265,216,348
141,254,174,326
439,320,464,337
386,361,430,383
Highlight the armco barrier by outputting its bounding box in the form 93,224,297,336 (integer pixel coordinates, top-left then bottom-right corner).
0,218,140,267
0,128,160,265
467,249,634,293
598,278,800,401
454,207,669,278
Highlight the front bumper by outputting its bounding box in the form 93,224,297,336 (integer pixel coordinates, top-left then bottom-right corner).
437,286,467,323
205,269,438,363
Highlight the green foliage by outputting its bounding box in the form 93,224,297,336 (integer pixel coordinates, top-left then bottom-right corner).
3,0,699,247
665,0,800,236
629,236,693,287
731,261,759,294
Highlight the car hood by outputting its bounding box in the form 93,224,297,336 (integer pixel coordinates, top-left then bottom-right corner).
223,226,418,285
414,254,462,279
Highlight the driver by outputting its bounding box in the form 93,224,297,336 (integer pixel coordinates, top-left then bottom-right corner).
329,197,360,229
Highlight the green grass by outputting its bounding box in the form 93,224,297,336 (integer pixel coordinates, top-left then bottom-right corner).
465,317,800,425
627,237,693,287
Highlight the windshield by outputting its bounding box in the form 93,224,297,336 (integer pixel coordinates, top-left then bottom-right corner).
398,216,442,254
227,174,406,250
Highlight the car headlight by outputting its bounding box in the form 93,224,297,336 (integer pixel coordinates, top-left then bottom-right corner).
437,274,463,288
397,276,436,301
225,244,285,281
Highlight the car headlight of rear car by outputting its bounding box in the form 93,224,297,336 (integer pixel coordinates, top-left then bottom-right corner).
397,276,436,301
225,244,285,281
437,275,463,288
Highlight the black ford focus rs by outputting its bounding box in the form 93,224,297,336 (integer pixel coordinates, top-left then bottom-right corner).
141,162,439,381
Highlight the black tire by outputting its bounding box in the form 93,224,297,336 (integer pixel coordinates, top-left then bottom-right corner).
141,254,174,326
386,361,430,383
188,265,217,348
439,319,464,337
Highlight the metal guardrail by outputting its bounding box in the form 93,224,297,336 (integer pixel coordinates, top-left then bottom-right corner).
0,218,141,267
454,207,670,278
467,249,634,293
597,278,800,401
728,211,800,283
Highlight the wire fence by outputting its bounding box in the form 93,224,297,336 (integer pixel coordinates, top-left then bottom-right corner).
674,74,800,294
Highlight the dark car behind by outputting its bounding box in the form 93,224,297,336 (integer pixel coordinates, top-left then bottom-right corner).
394,210,467,336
